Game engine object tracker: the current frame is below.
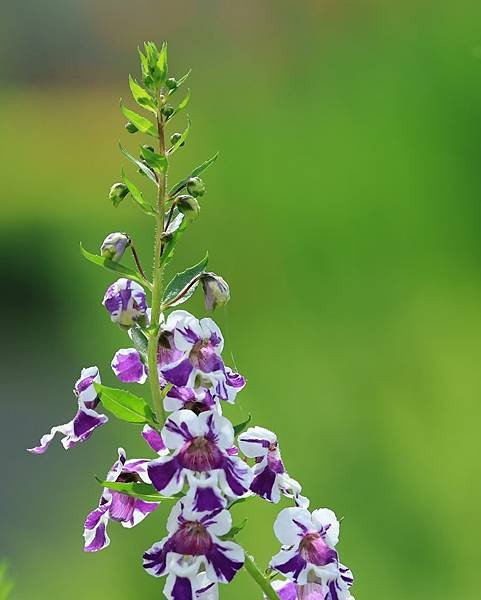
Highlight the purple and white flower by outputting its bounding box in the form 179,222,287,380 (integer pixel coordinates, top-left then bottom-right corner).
238,426,308,506
28,367,107,454
158,310,245,403
83,447,159,552
164,385,218,415
143,498,244,599
112,348,147,383
270,507,340,585
102,278,147,327
148,409,252,509
268,565,354,600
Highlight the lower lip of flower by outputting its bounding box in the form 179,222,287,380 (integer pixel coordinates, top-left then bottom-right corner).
172,521,213,555
179,437,223,471
299,532,337,566
109,492,135,522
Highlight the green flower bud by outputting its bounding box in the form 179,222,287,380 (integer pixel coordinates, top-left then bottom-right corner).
170,132,185,147
201,272,230,311
142,145,155,153
187,176,206,197
176,194,200,220
109,182,129,207
166,77,178,90
125,121,138,133
162,104,174,118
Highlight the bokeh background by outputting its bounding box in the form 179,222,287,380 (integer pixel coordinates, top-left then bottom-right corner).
2,1,481,598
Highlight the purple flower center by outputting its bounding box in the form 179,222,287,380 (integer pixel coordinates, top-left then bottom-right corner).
190,340,215,369
172,521,213,555
299,532,337,566
179,436,223,472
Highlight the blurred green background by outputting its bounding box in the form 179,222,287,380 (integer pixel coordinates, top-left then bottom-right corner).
2,0,481,598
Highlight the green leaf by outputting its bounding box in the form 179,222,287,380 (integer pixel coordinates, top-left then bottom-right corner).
140,145,168,173
175,69,192,88
173,89,191,117
220,518,248,541
130,325,149,360
160,213,189,268
168,118,190,156
94,383,156,425
156,42,168,83
96,478,176,503
234,414,252,437
162,253,209,307
121,171,157,217
80,244,150,289
169,152,219,197
0,561,14,600
120,143,158,185
120,100,157,136
128,75,157,114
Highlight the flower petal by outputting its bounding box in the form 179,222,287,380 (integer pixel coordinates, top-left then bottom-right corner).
273,507,313,546
218,455,253,498
111,348,147,384
271,547,308,584
142,424,168,455
311,509,340,548
205,539,244,583
83,505,111,552
148,454,185,495
238,426,276,458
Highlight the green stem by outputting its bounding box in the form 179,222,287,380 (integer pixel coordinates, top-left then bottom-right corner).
244,553,279,600
147,93,168,426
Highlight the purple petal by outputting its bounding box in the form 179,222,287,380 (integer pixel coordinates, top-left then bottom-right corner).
220,456,252,497
148,455,184,495
206,541,244,583
111,348,147,383
251,465,278,502
143,538,174,577
272,551,307,581
162,358,194,387
171,576,194,600
142,425,167,454
83,506,110,552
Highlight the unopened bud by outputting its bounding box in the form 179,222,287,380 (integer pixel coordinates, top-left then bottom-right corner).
125,121,138,133
103,278,148,328
166,77,178,90
109,182,129,207
176,194,200,220
100,232,130,262
142,145,155,153
187,176,206,197
201,272,230,311
170,132,185,146
162,104,174,118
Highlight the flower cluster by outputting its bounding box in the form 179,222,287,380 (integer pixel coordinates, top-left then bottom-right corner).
28,41,356,600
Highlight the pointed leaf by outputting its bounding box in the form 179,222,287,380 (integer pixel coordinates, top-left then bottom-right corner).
234,414,252,437
173,89,191,117
128,75,157,114
129,325,149,360
120,100,157,136
175,69,192,88
157,42,168,83
94,383,156,425
121,171,157,217
220,518,248,541
120,144,158,184
79,244,150,289
140,145,168,173
169,152,219,197
96,478,177,503
168,119,190,156
162,253,209,307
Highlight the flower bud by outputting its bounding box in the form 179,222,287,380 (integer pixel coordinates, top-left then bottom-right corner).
162,104,174,118
125,121,138,133
102,278,148,328
166,77,178,90
142,145,155,154
109,182,129,207
187,176,206,197
100,232,130,262
170,132,185,147
176,194,200,220
201,272,230,311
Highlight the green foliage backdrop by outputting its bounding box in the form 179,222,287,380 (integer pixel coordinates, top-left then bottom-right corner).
2,1,481,598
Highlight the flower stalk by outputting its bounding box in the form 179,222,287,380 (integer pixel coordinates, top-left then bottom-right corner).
244,553,279,600
147,94,168,426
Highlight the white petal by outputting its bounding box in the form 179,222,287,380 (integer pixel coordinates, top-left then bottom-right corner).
162,409,200,449
273,507,313,546
238,426,276,458
311,508,340,547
